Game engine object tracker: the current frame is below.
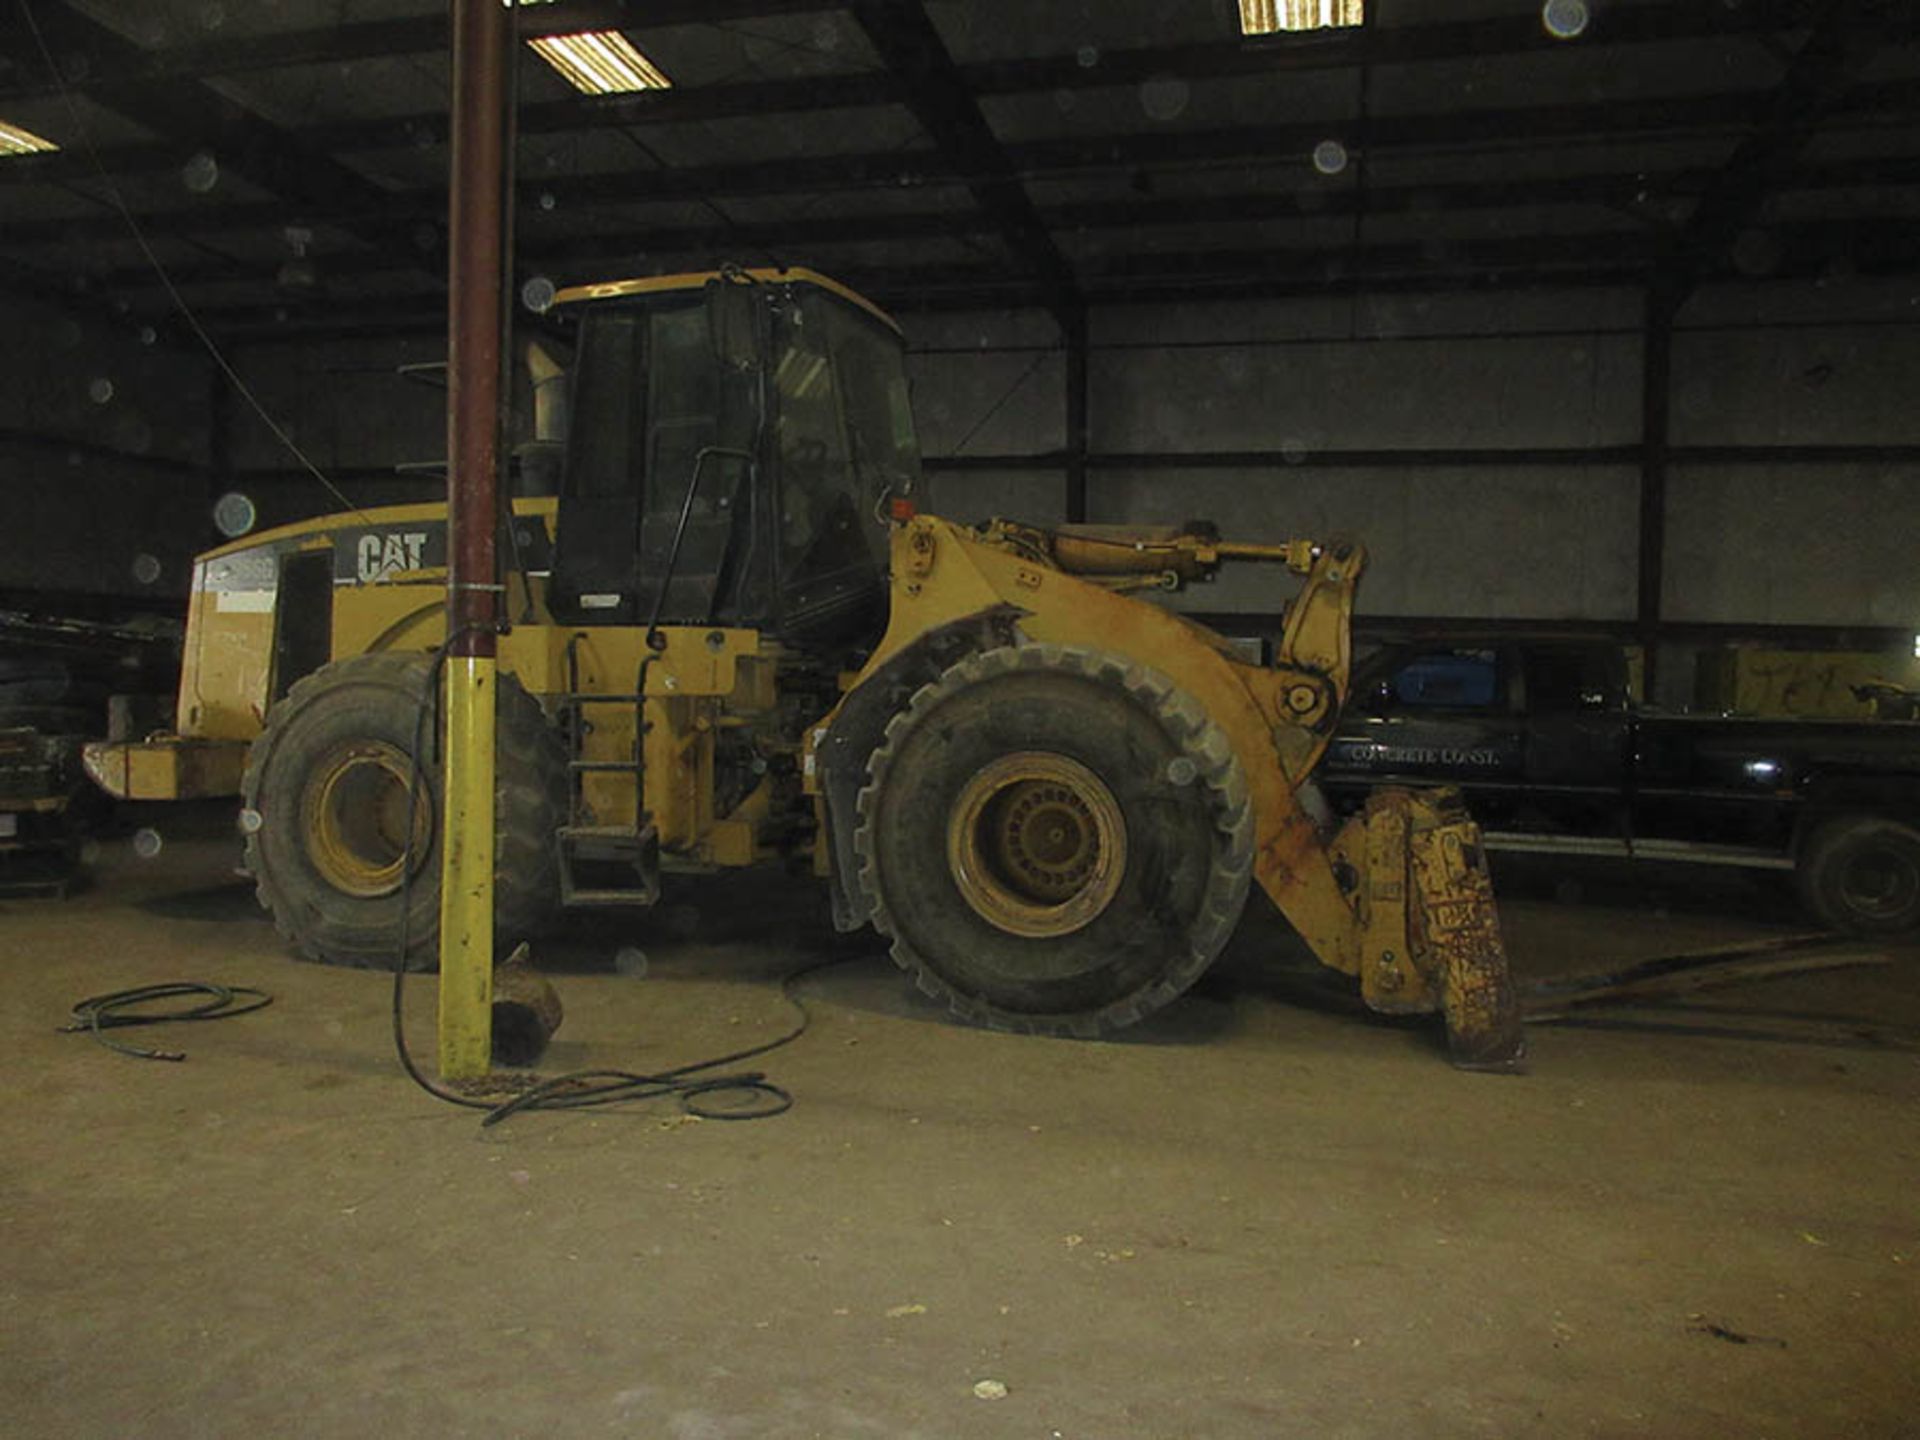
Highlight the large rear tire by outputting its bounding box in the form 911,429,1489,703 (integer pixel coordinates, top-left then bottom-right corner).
854,643,1253,1036
241,653,566,970
1795,814,1920,935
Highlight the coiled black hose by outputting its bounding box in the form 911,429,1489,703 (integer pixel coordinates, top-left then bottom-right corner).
63,982,273,1061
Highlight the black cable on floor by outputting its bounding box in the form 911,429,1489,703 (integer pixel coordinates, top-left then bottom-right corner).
63,982,273,1062
467,956,844,1128
390,634,826,1128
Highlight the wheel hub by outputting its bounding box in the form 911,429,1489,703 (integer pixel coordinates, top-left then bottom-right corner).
1841,844,1919,920
300,741,429,898
947,752,1126,938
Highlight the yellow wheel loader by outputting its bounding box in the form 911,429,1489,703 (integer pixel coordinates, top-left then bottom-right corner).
85,268,1523,1069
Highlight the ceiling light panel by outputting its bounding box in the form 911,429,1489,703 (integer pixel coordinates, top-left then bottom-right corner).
1239,0,1363,35
529,32,672,95
0,119,59,156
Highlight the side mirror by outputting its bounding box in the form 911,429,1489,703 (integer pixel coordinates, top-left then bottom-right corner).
708,278,759,372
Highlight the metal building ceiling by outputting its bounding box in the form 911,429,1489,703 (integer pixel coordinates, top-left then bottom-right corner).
0,0,1914,343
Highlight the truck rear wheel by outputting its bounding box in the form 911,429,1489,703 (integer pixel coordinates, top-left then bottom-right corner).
1796,814,1920,935
853,644,1253,1035
241,653,565,970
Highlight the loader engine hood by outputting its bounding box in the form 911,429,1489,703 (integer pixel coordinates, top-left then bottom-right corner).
168,501,557,742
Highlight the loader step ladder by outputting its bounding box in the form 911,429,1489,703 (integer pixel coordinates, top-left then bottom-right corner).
556,635,660,908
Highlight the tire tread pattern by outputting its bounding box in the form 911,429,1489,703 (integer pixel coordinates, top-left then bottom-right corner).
240,652,566,971
852,642,1254,1037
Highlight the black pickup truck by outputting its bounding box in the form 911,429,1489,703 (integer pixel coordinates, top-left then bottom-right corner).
1317,636,1920,934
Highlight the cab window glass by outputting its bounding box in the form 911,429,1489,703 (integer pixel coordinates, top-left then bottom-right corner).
774,291,911,593
773,299,856,587
1388,650,1503,711
646,302,718,514
564,310,642,499
824,300,921,500
1524,646,1615,712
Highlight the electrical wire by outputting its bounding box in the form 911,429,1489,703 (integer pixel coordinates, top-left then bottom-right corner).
62,982,272,1061
14,0,375,525
388,633,817,1128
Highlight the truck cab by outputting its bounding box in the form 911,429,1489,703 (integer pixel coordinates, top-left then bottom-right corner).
1328,637,1629,841
1322,634,1920,934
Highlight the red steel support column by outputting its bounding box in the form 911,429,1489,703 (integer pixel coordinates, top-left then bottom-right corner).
447,0,508,651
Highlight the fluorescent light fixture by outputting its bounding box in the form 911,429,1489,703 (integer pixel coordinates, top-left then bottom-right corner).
0,119,59,156
1240,0,1363,35
529,31,671,94
501,0,671,95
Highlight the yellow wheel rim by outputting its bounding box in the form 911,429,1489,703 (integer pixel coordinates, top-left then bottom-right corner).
300,741,429,898
946,751,1127,939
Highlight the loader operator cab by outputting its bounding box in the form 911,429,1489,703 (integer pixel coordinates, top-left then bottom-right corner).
546,269,922,651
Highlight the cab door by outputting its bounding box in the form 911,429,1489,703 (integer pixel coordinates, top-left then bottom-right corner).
548,294,762,628
1323,645,1527,826
1517,643,1630,838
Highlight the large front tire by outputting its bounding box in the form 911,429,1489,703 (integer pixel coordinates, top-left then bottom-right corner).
241,653,566,970
854,644,1253,1036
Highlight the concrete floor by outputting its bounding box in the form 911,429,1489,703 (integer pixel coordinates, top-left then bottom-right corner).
2,817,1916,1439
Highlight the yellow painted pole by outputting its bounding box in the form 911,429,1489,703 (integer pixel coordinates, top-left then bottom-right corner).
438,654,497,1078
